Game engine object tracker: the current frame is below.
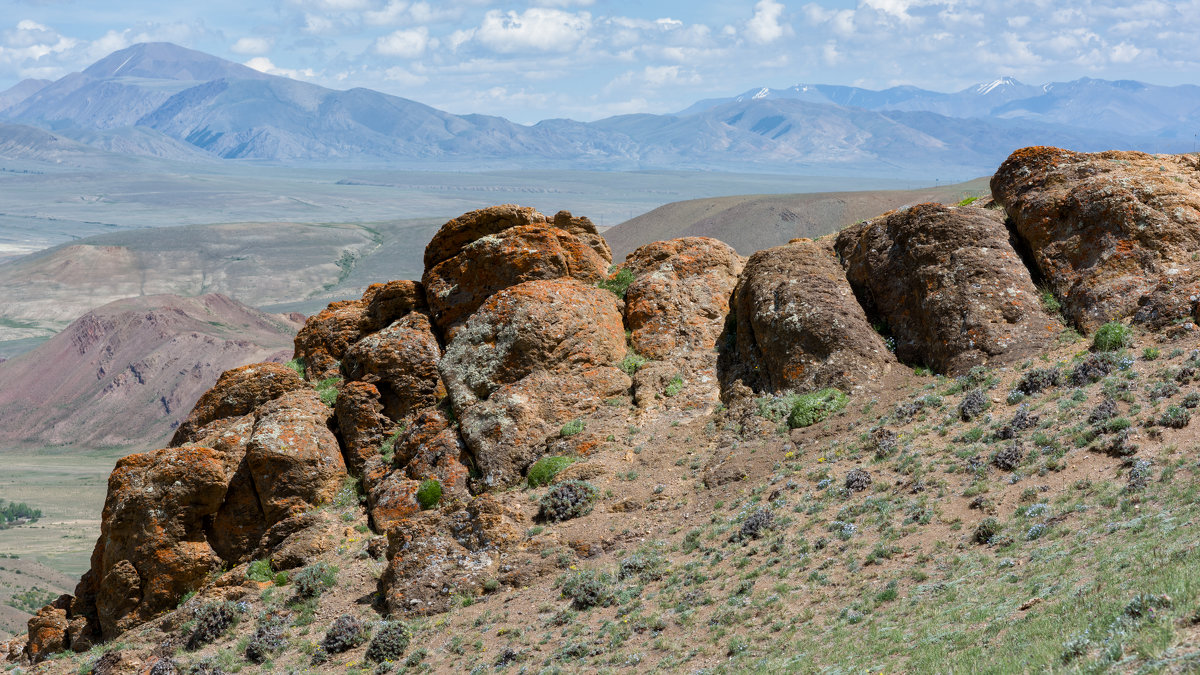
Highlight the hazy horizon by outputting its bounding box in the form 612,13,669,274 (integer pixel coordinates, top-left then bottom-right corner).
2,0,1198,124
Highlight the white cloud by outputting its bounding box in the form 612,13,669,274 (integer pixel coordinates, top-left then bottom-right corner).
375,27,432,58
231,37,273,55
1111,41,1141,63
474,8,591,53
364,1,409,26
745,0,790,44
384,65,428,86
244,56,315,79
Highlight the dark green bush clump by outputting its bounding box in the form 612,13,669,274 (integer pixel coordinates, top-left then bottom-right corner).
560,569,616,609
598,267,636,298
246,558,273,583
1016,368,1060,396
315,376,341,407
322,614,369,654
619,548,668,582
148,658,179,675
870,427,898,458
1089,398,1118,424
996,406,1038,440
292,561,337,599
1071,353,1114,386
416,478,442,510
731,508,774,543
972,518,1000,545
844,468,872,493
958,389,988,421
186,601,240,650
618,351,647,375
538,480,598,522
1160,405,1191,429
366,621,412,663
1092,321,1131,352
992,442,1025,471
788,388,849,428
527,456,575,488
246,613,289,663
559,419,585,437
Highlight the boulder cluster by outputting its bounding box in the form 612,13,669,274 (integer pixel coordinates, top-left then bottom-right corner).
18,146,1200,662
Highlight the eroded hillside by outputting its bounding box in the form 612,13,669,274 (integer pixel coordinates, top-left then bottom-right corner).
8,147,1200,673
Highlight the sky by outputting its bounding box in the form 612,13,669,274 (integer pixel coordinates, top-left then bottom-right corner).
1,0,1198,123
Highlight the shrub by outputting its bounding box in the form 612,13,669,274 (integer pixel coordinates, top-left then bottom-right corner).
538,481,598,522
1070,354,1115,386
958,389,989,422
284,357,305,377
618,351,647,375
870,428,899,459
1092,321,1131,352
1099,429,1139,457
1127,459,1153,490
560,569,616,609
559,419,585,437
322,614,369,654
992,442,1025,471
731,508,774,542
619,547,668,582
416,479,442,510
366,621,412,663
598,267,635,298
1039,288,1062,315
1142,347,1161,361
292,562,337,599
186,601,240,650
527,456,575,488
972,518,1001,545
844,468,872,493
1184,392,1200,409
1160,405,1191,429
1016,368,1060,396
788,389,849,429
315,376,341,407
664,374,684,397
246,613,289,664
996,406,1038,440
1088,398,1118,424
246,558,274,583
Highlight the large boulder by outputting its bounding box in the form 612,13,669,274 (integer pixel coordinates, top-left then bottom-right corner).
992,147,1200,332
169,362,305,446
440,279,630,486
834,203,1062,374
722,239,895,395
334,381,391,477
244,389,347,524
341,312,444,421
422,206,612,339
621,237,744,360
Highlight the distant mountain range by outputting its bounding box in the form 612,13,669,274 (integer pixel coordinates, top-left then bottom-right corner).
1,42,1197,177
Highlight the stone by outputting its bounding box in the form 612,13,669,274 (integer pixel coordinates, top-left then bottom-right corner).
341,312,444,421
835,203,1062,374
722,238,895,396
362,280,427,332
24,596,70,663
170,362,306,446
621,237,744,359
440,279,630,486
992,147,1200,332
334,381,390,477
292,299,368,381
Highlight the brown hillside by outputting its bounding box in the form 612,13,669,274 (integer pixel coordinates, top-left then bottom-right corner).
0,294,300,450
603,177,990,259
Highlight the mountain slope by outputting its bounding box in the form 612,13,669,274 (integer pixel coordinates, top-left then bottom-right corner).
0,293,300,449
0,79,51,113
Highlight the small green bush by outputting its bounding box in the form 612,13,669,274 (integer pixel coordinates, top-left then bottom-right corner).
956,195,980,206
664,374,684,397
788,388,849,428
560,569,616,609
1142,346,1161,361
1160,405,1191,429
322,614,369,654
618,351,647,375
538,480,598,522
560,419,585,437
315,376,341,407
285,357,305,377
1092,322,1131,352
366,621,412,663
246,558,273,583
292,562,337,599
1039,288,1062,315
598,268,636,298
416,479,442,510
246,612,289,664
186,601,240,650
527,456,575,488
972,518,1000,545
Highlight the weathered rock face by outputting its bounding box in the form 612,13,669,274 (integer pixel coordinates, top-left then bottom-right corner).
622,237,744,360
992,147,1200,332
440,279,630,486
362,280,428,332
342,312,445,421
334,381,390,477
169,362,305,446
23,596,70,662
722,239,895,395
835,203,1063,375
422,206,612,339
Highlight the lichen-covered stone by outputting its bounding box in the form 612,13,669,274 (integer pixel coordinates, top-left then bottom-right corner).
722,238,895,396
292,300,369,381
170,362,306,446
341,312,444,421
835,203,1062,374
992,147,1200,332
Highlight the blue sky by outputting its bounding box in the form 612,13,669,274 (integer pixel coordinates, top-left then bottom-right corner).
2,0,1198,123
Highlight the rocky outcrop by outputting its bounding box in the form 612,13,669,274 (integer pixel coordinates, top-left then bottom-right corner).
722,239,895,396
422,206,612,339
341,312,444,421
622,237,744,360
835,203,1062,374
170,362,306,446
992,147,1200,332
440,279,630,486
